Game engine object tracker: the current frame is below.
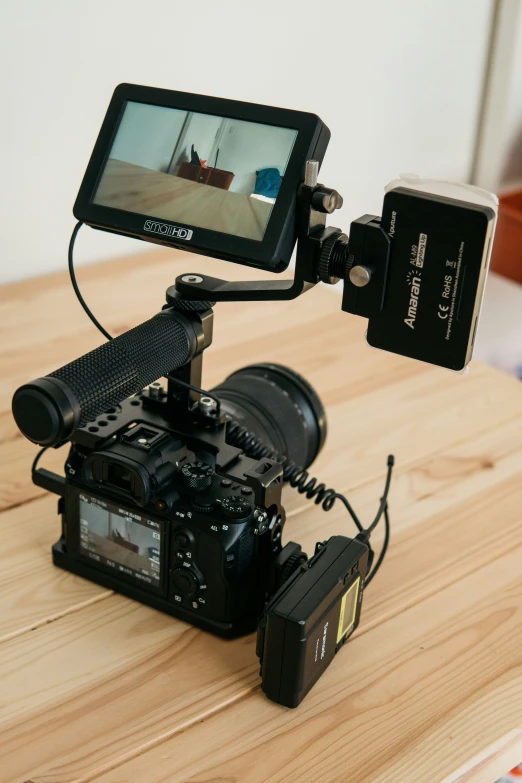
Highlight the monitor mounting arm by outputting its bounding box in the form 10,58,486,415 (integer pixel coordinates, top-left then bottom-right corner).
168,162,348,304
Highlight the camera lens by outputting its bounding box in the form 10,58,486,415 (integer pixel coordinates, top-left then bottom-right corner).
213,363,327,469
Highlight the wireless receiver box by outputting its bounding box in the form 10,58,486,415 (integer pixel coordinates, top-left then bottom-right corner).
257,535,370,708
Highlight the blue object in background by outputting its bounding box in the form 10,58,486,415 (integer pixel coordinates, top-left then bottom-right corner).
254,168,282,199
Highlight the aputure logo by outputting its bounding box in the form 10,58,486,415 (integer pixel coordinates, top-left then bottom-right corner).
144,220,193,240
404,268,422,330
389,210,397,236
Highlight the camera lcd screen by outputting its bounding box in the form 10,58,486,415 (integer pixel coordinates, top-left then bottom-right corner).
92,101,298,242
78,493,163,591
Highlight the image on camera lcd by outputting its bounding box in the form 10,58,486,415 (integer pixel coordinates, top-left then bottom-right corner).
78,494,162,589
92,101,298,241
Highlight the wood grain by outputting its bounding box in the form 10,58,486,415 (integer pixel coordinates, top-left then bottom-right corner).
0,495,111,642
0,248,521,783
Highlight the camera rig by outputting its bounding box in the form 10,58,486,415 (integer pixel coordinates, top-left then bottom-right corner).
12,164,495,708
10,75,498,706
12,163,396,707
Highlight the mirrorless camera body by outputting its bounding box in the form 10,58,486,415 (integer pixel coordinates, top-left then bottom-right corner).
55,379,286,638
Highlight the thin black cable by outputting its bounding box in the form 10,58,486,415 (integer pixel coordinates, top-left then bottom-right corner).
225,420,363,530
364,504,390,586
68,222,113,341
32,446,49,474
362,455,395,537
225,420,395,544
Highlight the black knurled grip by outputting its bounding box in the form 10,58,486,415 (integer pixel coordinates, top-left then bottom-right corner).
49,309,197,427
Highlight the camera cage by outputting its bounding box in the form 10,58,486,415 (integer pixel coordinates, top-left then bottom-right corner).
17,163,397,701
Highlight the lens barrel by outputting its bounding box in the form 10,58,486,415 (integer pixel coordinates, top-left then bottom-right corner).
213,363,327,470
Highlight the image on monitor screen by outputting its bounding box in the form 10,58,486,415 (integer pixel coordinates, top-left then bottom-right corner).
79,495,162,588
92,101,298,241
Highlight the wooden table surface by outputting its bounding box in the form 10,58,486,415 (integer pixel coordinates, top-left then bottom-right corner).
1,246,522,783
95,159,271,241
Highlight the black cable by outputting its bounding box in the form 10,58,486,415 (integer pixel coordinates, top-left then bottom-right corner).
68,222,113,341
32,446,49,474
166,374,222,415
225,421,361,524
361,455,395,537
225,420,394,547
364,504,390,586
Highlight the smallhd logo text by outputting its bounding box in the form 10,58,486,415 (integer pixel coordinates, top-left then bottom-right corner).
144,220,193,240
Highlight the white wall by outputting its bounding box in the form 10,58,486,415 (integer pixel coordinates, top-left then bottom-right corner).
501,7,522,188
217,120,297,194
471,0,522,192
171,112,223,172
111,103,187,172
1,0,493,284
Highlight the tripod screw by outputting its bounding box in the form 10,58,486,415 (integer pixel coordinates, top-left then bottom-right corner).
199,396,218,416
148,382,164,399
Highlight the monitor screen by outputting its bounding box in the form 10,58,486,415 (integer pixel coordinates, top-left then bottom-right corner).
78,493,163,591
92,101,298,242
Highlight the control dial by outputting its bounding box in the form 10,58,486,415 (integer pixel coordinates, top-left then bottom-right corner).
220,495,253,520
181,461,213,492
171,566,200,597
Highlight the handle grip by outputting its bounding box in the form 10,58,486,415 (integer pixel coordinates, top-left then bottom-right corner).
12,309,199,447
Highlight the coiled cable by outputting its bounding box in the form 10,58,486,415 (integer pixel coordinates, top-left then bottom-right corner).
226,419,394,584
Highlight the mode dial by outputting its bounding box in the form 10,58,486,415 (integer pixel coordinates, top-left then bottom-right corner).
181,461,213,492
220,495,253,520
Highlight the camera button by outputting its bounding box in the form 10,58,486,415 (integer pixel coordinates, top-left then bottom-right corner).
192,499,214,513
171,567,199,597
220,478,232,487
241,487,253,496
181,461,214,491
174,531,190,549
